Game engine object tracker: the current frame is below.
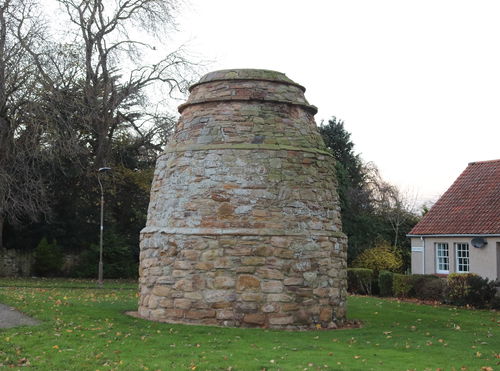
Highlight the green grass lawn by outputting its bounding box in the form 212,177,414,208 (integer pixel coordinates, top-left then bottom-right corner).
0,279,498,370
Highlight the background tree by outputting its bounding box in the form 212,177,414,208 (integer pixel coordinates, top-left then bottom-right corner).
320,117,420,269
49,0,195,168
319,118,376,261
3,0,198,278
0,0,48,249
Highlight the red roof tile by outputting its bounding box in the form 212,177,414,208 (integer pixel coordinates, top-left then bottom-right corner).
410,159,500,235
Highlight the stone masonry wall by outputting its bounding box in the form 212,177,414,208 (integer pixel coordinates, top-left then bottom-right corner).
0,248,33,277
139,69,347,329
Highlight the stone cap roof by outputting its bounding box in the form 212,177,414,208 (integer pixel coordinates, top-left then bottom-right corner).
409,159,500,235
190,69,306,92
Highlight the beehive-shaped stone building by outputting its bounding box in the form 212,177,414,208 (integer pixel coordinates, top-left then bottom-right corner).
139,69,347,329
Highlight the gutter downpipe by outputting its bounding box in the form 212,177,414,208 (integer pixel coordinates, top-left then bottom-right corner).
421,236,425,274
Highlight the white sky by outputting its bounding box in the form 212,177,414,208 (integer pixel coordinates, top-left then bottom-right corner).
173,0,500,205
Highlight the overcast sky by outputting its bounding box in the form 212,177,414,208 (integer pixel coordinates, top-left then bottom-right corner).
172,0,500,205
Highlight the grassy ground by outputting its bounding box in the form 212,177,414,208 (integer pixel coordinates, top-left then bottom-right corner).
0,279,498,370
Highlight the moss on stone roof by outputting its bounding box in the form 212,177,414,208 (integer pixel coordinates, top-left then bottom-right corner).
190,69,306,92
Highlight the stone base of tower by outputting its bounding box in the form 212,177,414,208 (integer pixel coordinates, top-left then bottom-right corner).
138,231,347,329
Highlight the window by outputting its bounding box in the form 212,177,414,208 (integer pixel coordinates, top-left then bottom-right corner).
455,243,470,273
436,243,449,273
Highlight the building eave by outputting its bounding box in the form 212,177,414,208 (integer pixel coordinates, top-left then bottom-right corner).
407,233,500,238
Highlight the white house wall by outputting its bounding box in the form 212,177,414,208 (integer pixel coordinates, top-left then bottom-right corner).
411,236,500,280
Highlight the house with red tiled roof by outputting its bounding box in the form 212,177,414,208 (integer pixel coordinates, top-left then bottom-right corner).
408,159,500,280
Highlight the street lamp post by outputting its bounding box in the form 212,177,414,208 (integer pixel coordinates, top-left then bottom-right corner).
97,167,111,287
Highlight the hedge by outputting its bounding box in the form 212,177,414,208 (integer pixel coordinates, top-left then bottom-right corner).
446,273,497,308
347,268,373,295
393,274,413,297
378,270,394,297
411,274,445,301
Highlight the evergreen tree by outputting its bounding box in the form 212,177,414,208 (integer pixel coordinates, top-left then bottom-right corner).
319,117,419,265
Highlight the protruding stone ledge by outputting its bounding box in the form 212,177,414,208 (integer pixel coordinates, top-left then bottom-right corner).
178,97,318,115
140,226,346,238
161,143,333,157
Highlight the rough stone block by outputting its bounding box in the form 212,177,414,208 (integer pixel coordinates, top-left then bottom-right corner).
269,315,294,325
152,286,171,297
262,280,284,293
236,275,261,291
186,309,216,320
214,276,236,289
173,298,192,309
241,256,266,266
243,313,266,325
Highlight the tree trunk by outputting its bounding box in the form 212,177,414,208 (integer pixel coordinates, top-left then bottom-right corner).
0,215,4,250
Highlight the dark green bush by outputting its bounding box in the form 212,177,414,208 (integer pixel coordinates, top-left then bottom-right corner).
416,277,446,301
378,270,394,297
467,275,497,307
393,274,413,297
411,274,441,300
33,237,64,277
445,273,496,308
73,231,138,279
347,268,373,295
490,295,500,310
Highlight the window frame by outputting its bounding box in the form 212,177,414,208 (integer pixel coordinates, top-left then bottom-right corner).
455,243,470,273
435,242,450,274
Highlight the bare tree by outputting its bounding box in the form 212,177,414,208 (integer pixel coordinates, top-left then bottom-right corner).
365,163,418,247
0,0,48,248
43,0,198,168
1,0,197,251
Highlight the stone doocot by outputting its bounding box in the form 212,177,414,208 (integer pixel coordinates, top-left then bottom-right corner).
138,69,347,329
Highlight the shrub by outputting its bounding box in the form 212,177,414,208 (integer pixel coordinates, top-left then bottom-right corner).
347,268,373,295
73,231,138,279
415,277,446,301
378,270,394,297
490,296,500,310
466,275,497,307
411,274,441,300
446,273,497,308
446,273,471,305
393,274,413,297
352,245,403,275
33,237,64,277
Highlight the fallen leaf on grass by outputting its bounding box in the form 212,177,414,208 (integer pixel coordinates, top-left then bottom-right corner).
17,358,30,366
